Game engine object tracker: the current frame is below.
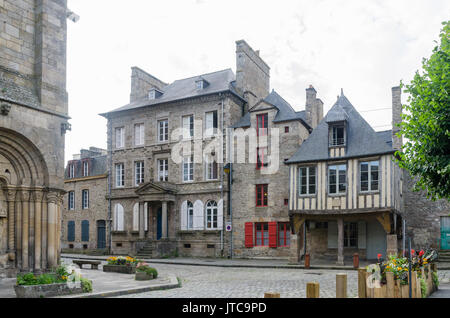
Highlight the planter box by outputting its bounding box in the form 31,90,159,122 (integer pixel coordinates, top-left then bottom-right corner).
103,264,136,274
135,271,154,281
14,282,83,298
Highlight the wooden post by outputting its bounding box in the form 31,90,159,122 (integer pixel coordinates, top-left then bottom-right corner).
336,273,347,298
264,292,280,298
374,287,383,298
358,268,366,298
411,271,417,298
386,272,394,298
401,284,409,298
394,280,400,298
306,282,320,298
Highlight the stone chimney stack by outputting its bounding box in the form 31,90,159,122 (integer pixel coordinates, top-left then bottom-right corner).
235,40,270,109
392,86,403,150
130,67,167,103
305,85,323,129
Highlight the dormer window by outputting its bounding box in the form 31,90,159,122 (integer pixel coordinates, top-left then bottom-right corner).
195,78,209,90
148,88,163,100
329,124,346,146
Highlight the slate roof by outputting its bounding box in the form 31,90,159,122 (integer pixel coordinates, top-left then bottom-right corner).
65,155,107,179
286,93,395,164
231,90,310,129
100,69,244,116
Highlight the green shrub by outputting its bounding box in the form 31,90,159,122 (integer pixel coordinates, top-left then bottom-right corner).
17,273,38,286
432,272,439,287
136,265,158,278
420,278,427,298
80,277,93,293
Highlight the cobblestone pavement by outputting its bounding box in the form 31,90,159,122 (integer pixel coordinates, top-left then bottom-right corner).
114,263,450,298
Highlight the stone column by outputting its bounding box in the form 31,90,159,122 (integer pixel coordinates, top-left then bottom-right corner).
6,189,16,260
47,193,58,268
34,191,43,271
288,232,300,264
21,190,30,270
139,201,145,239
56,195,63,264
29,191,35,269
162,201,168,239
41,192,48,269
337,218,344,265
15,191,22,268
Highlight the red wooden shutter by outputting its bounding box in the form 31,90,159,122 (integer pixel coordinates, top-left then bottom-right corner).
269,222,277,247
245,222,254,248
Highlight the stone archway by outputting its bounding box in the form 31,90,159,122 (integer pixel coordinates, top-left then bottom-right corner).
0,128,62,274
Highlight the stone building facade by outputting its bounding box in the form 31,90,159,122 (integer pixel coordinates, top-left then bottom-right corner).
0,0,70,276
61,147,108,253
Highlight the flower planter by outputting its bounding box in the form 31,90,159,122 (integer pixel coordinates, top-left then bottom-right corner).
103,264,136,274
14,281,83,298
135,271,154,281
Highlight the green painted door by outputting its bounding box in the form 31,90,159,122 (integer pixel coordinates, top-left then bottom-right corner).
441,217,450,250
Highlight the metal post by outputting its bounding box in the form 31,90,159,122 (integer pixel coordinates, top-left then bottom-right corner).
402,219,406,257
408,237,412,298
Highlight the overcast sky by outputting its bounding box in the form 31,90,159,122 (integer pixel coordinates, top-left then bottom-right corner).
65,0,449,163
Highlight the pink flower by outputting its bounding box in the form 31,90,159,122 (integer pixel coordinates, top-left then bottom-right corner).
411,249,415,255
419,250,424,256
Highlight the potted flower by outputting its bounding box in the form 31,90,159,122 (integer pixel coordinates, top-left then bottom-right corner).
135,262,158,281
103,256,139,274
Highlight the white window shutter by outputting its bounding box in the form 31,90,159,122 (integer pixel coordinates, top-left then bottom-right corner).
133,203,139,231
144,202,148,231
116,204,124,231
193,200,204,230
205,112,213,136
358,221,366,249
327,221,338,248
217,199,223,229
180,201,187,230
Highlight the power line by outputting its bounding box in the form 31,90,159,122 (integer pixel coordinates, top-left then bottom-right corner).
359,108,392,113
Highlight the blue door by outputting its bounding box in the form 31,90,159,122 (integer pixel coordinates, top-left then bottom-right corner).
441,217,450,250
157,208,162,240
97,220,106,249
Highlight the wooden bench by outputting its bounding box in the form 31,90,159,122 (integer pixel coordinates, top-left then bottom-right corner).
72,259,101,270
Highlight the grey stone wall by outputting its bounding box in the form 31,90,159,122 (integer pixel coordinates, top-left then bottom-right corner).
130,67,167,103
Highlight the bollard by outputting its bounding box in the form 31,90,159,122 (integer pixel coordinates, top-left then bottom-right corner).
353,253,359,269
336,273,347,298
304,253,310,269
306,282,320,298
264,292,280,298
357,268,366,298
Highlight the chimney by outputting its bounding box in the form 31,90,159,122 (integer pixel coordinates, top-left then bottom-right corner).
305,85,323,129
130,67,167,103
235,40,270,109
392,86,403,150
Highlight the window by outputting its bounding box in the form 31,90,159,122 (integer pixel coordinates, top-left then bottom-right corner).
196,80,204,90
330,125,345,146
256,184,268,207
205,201,218,229
115,163,125,187
328,164,346,194
81,220,89,242
187,201,194,230
115,127,124,148
344,222,358,247
81,189,89,210
256,113,268,137
67,221,75,242
135,161,144,185
284,199,289,206
68,163,75,178
114,204,124,231
256,147,268,169
205,111,218,136
82,161,89,177
182,115,194,139
285,126,289,133
68,191,74,210
205,157,218,180
183,155,194,182
299,166,316,195
278,223,290,247
134,123,144,146
148,90,156,99
255,223,269,246
158,159,168,181
360,161,379,192
158,119,169,142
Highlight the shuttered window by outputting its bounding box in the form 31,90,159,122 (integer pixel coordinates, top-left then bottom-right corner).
255,223,269,246
256,184,268,207
182,115,194,139
278,222,290,247
205,201,218,229
268,222,277,247
245,222,254,248
205,111,218,136
81,220,89,242
67,221,75,242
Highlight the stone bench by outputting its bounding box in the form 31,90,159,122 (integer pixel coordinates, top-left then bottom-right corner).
72,259,101,270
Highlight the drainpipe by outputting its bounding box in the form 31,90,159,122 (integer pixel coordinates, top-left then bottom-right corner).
220,96,224,256
107,116,112,254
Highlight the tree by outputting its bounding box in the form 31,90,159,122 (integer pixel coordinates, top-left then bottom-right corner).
396,21,450,200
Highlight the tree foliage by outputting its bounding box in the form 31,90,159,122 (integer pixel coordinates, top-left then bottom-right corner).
397,21,450,200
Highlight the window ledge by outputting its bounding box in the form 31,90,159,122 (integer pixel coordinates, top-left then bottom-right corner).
111,231,126,234
359,191,380,195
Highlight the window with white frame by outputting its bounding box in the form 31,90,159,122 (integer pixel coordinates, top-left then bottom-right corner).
298,166,316,195
82,189,89,209
328,164,347,194
68,191,74,210
187,201,194,230
205,201,218,229
158,159,168,181
134,123,144,146
135,161,144,185
183,155,194,182
330,125,345,146
158,119,168,142
82,161,89,177
115,127,124,148
205,157,218,180
68,163,75,178
360,160,379,192
182,115,194,139
205,111,218,137
115,163,125,187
